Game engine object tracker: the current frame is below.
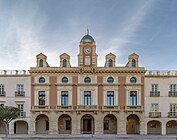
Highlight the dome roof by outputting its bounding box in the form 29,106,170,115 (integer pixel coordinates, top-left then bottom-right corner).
81,34,95,42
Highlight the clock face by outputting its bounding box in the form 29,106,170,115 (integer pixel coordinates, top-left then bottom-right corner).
84,47,91,54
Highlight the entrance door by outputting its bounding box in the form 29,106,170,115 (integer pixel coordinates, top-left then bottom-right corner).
83,119,91,133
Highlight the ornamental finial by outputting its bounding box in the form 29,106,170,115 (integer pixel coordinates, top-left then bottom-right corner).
87,26,89,35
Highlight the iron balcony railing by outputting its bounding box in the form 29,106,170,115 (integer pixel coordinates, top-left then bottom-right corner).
15,91,25,97
149,112,161,118
150,91,160,97
168,92,177,97
18,111,26,118
168,112,177,118
0,91,6,96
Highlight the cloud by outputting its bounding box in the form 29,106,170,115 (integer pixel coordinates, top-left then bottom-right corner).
98,0,156,66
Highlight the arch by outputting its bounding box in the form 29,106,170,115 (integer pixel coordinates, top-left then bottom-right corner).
14,120,28,134
84,77,91,84
147,120,162,135
166,120,177,135
81,114,94,134
126,114,140,134
107,77,114,84
58,114,72,134
108,59,113,67
103,114,117,134
0,122,5,134
131,59,136,67
35,114,49,134
62,77,68,84
39,77,45,83
63,59,67,67
39,59,43,67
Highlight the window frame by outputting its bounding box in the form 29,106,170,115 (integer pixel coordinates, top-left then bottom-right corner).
84,77,91,84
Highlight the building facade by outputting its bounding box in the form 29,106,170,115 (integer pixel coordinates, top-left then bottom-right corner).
145,71,177,135
29,33,146,134
0,70,31,134
0,33,177,135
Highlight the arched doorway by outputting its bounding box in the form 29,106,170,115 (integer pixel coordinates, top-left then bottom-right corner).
14,121,28,134
58,114,72,134
166,120,177,134
147,120,161,135
0,122,5,134
126,114,140,134
103,114,117,134
36,114,49,134
81,114,94,134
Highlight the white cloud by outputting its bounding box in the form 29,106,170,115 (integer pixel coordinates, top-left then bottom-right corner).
98,0,156,66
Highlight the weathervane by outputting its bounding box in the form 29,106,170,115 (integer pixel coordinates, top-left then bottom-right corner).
87,26,89,35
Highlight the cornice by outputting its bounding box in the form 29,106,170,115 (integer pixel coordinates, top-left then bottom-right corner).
29,67,146,74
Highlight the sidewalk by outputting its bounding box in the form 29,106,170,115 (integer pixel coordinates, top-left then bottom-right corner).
0,134,177,140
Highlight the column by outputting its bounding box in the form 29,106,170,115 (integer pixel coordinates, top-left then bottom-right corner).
117,111,126,134
161,121,166,135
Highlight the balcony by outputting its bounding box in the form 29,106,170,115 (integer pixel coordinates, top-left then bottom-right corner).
149,112,161,118
18,112,26,118
55,105,73,110
15,91,25,97
125,105,143,112
102,105,119,112
32,105,50,111
0,91,6,96
168,112,177,118
150,91,160,97
77,105,98,111
168,92,177,97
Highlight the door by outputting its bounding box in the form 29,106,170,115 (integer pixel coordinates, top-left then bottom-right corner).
83,119,92,133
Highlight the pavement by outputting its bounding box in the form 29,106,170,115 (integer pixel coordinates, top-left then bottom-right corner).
0,134,177,140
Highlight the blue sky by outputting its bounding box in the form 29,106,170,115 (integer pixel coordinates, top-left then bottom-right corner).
0,0,177,70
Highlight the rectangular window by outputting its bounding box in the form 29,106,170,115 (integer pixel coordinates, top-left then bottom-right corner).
17,104,24,117
0,84,5,95
107,91,114,106
170,104,177,114
151,84,158,95
130,91,137,106
38,91,45,105
84,91,91,105
170,84,176,96
85,56,90,65
104,120,109,130
17,84,24,94
61,91,68,106
66,120,71,130
151,103,158,112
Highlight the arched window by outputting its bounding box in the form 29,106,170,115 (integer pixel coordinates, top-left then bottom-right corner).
84,77,91,83
130,77,137,83
39,77,45,83
132,59,136,67
107,77,114,84
62,77,68,83
39,59,43,67
63,59,67,67
108,59,113,67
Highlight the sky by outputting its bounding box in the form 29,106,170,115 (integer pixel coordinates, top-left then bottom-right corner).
0,0,177,70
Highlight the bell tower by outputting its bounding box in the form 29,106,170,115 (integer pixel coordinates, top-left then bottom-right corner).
78,30,97,67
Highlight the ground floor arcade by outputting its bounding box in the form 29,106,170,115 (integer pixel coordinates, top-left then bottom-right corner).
0,118,30,134
145,118,177,135
29,110,145,135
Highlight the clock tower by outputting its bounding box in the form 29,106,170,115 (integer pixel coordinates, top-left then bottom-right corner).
78,31,97,67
